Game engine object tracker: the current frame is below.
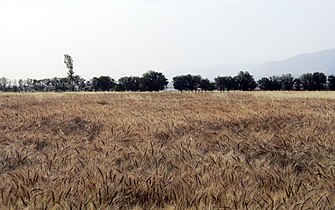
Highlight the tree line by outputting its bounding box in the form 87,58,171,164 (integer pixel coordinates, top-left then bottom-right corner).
173,71,335,92
1,55,335,92
0,71,168,92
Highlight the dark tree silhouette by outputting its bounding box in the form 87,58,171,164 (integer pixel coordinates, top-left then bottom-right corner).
140,70,168,91
214,76,226,92
300,72,326,90
258,77,272,90
64,54,75,91
281,74,294,90
200,78,215,92
118,76,141,91
234,71,256,91
172,75,188,92
91,76,115,91
328,75,335,90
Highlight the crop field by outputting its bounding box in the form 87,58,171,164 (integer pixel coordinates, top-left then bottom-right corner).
1,92,335,209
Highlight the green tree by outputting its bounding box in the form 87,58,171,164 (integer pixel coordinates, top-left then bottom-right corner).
234,71,256,91
64,54,74,91
172,75,187,92
312,72,327,90
269,76,282,91
258,77,271,90
91,76,115,91
293,78,302,90
140,70,168,91
280,74,294,91
189,75,202,92
173,74,201,92
300,73,314,90
0,77,8,92
328,75,335,90
301,72,326,90
73,75,86,91
64,54,74,80
225,76,235,91
214,76,227,92
118,76,141,91
199,78,215,92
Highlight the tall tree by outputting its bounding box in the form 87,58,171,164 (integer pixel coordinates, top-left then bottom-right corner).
64,54,75,91
64,54,74,81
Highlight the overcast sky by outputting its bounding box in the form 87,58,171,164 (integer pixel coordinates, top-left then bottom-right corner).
1,0,335,79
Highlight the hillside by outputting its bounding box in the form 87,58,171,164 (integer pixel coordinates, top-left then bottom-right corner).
168,48,335,79
249,48,335,78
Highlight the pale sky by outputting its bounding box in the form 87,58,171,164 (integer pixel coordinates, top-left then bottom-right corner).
1,0,335,80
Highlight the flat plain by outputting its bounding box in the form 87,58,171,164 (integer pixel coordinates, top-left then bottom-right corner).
1,92,335,209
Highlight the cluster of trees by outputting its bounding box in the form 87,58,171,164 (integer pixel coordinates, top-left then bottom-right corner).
172,72,335,92
258,72,335,91
1,54,335,92
91,71,168,92
0,55,168,92
172,71,256,92
0,72,168,93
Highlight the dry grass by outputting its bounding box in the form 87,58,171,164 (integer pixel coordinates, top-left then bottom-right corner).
1,92,335,209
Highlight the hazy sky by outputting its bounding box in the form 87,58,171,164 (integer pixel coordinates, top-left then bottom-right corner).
1,0,335,79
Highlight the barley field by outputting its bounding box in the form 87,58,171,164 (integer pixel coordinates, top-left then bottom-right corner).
1,92,335,209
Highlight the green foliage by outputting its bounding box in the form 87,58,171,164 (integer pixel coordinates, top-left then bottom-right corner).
300,72,327,90
172,75,187,92
312,72,327,90
172,74,203,92
269,76,282,90
281,74,294,90
64,54,74,81
328,75,335,90
200,78,216,92
91,76,116,91
234,71,256,91
258,74,294,91
118,76,141,91
214,76,235,92
293,78,302,90
258,77,272,90
140,70,168,91
214,76,226,91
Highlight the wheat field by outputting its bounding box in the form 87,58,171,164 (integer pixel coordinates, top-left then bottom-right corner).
1,92,335,209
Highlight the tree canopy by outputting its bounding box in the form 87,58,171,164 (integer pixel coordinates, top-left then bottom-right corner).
140,70,168,91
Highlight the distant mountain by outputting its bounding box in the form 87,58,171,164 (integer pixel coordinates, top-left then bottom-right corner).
166,63,258,80
249,48,335,79
167,48,335,80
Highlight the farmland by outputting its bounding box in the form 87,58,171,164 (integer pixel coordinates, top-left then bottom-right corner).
1,92,335,209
